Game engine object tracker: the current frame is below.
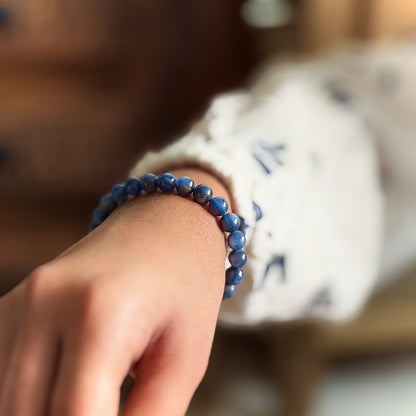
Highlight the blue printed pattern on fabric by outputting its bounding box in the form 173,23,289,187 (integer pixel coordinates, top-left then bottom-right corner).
257,255,286,290
251,141,286,175
253,201,263,221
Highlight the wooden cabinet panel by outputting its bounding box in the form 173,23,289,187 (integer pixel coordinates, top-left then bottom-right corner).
0,69,142,197
0,0,178,63
0,120,137,198
0,0,138,44
0,197,92,294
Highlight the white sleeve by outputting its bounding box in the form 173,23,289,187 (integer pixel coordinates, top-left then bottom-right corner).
128,41,416,326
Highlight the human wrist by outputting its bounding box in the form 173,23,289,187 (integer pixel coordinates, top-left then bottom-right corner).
93,188,225,308
166,168,232,205
89,168,246,299
109,167,231,238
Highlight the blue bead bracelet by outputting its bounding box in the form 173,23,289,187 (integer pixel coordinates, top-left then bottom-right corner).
89,173,247,299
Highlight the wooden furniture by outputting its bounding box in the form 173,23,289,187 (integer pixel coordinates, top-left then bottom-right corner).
0,0,250,289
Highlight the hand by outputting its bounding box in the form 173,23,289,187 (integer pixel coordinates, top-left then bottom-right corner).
0,169,229,416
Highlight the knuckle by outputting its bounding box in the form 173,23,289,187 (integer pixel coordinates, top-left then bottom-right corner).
79,282,108,325
25,265,55,305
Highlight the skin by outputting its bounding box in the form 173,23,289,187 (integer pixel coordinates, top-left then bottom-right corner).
0,168,230,416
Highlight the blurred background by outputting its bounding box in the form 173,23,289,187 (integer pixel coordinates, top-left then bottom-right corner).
1,0,416,415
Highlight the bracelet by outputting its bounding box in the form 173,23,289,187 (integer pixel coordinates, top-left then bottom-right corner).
88,173,247,299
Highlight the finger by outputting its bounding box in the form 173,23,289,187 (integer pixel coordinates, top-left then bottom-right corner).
49,288,153,416
49,322,123,415
122,326,210,416
0,286,60,416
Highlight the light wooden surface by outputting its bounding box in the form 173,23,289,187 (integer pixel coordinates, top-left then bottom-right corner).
298,0,358,50
322,268,416,357
364,0,416,38
298,0,416,51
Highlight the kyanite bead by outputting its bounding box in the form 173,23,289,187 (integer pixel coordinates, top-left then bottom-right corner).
98,193,117,211
208,197,228,216
125,177,142,195
220,212,240,232
226,267,244,285
194,184,213,204
88,222,101,232
92,208,110,223
176,176,195,196
228,250,247,268
111,184,127,203
157,173,176,193
141,173,158,193
227,230,246,250
223,284,236,299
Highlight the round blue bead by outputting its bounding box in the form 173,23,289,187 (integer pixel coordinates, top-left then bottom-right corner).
226,267,244,285
98,193,117,211
223,284,236,299
111,184,127,203
220,212,241,232
176,176,195,196
125,177,142,195
92,208,110,223
88,222,101,232
194,184,213,204
157,173,176,193
141,173,158,193
227,230,246,250
208,197,228,216
228,250,247,268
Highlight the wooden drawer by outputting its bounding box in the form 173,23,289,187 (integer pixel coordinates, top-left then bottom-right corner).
0,0,133,43
0,197,93,294
0,121,137,198
0,0,168,62
0,69,146,198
